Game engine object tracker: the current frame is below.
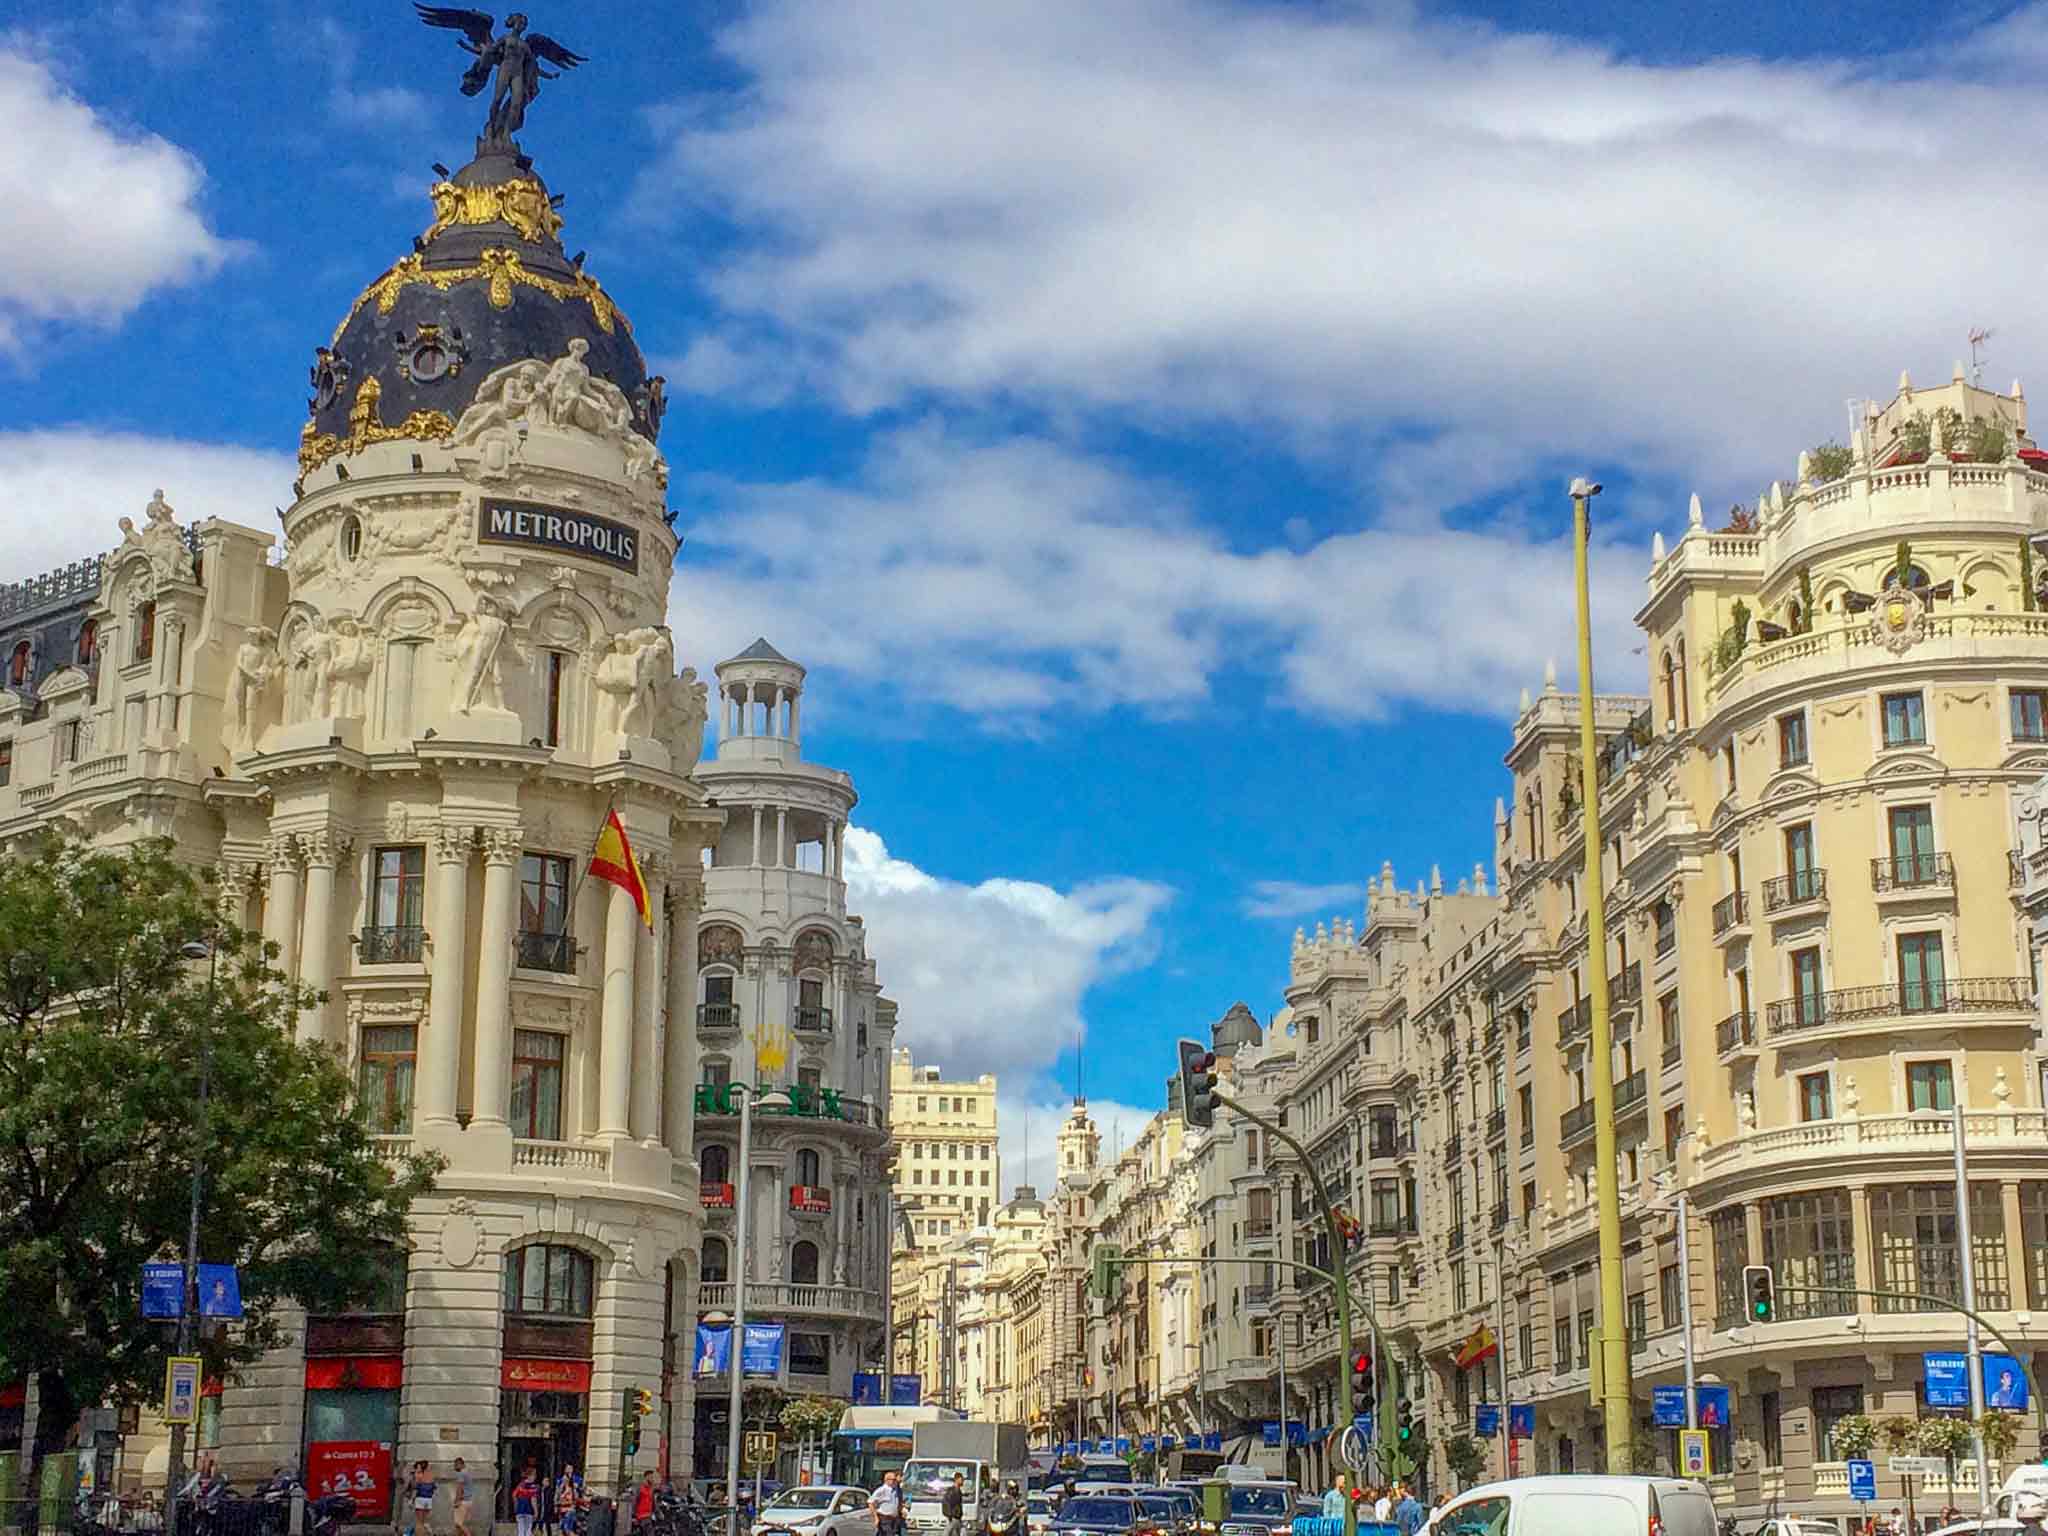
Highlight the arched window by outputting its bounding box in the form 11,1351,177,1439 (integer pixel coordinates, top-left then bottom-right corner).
1661,650,1676,725
75,621,96,666
702,1235,729,1284
134,602,157,663
1674,638,1690,728
701,1144,731,1183
6,642,28,687
791,1241,820,1286
503,1243,594,1318
796,1147,822,1186
1884,564,1932,594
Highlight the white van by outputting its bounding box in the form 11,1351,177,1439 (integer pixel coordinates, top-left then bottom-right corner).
1428,1476,1718,1536
1992,1465,2048,1518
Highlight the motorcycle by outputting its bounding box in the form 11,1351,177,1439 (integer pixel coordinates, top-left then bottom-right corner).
984,1505,1024,1536
306,1491,358,1536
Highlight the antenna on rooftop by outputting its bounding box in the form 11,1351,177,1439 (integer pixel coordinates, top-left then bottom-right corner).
1970,328,1996,385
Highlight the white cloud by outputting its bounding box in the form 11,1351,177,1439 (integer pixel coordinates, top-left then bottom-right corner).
996,1091,1161,1206
645,0,2048,492
1241,880,1366,920
669,424,1645,723
0,430,292,578
0,48,238,351
843,825,1173,1087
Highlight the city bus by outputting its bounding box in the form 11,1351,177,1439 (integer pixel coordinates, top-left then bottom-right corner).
831,1405,965,1489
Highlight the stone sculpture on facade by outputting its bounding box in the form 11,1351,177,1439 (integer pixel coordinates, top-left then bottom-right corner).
413,6,586,146
452,341,666,485
291,615,340,720
115,489,197,588
329,618,373,717
228,627,280,750
451,593,511,713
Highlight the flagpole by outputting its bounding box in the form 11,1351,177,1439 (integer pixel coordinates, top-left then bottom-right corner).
563,792,623,917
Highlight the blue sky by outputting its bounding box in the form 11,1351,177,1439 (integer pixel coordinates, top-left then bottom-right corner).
7,0,2048,1188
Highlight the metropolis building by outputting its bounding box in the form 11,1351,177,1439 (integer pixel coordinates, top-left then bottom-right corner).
0,102,898,1514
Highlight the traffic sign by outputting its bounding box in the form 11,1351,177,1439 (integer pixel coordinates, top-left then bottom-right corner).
1678,1430,1710,1478
1848,1460,1876,1502
163,1357,201,1426
1888,1457,1946,1478
744,1431,778,1468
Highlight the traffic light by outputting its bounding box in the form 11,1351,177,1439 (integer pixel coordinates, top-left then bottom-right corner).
634,1386,655,1419
1743,1264,1775,1323
622,1387,643,1456
1177,1038,1219,1129
1395,1397,1414,1442
1091,1243,1124,1300
1351,1350,1374,1404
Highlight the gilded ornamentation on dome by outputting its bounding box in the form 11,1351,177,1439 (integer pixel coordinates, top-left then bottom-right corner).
423,177,564,244
298,375,456,474
330,248,628,348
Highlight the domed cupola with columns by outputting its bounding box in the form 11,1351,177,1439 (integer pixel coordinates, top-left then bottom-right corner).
688,639,898,1427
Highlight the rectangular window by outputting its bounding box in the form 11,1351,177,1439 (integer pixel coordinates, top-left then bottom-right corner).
1796,1071,1832,1122
1516,1084,1533,1146
1710,1205,1749,1328
2023,1183,2048,1310
1763,1190,1856,1319
382,639,423,740
1888,805,1938,885
790,1332,831,1375
1760,1390,1782,1467
509,1030,565,1140
1387,1265,1401,1306
1871,1183,2009,1312
1784,822,1817,902
1907,1059,1954,1112
703,1058,731,1088
366,845,427,961
1553,1317,1571,1371
1452,1261,1469,1311
1659,1263,1682,1330
1721,740,1737,794
1778,711,1809,767
1516,1320,1531,1367
1576,1308,1594,1369
1792,947,1824,1028
0,738,11,787
1626,1292,1647,1350
1370,1180,1401,1230
1898,932,1947,1013
1812,1385,1865,1460
2013,689,2048,742
357,1025,416,1134
1664,1105,1684,1164
1659,991,1680,1063
1883,690,1927,747
518,853,573,970
543,651,567,747
134,602,156,663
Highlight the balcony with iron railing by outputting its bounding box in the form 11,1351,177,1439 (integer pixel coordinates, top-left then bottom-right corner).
1765,977,2031,1036
1711,890,1749,938
1613,962,1642,1005
697,1002,741,1031
1446,1224,1466,1254
1489,1205,1508,1232
2012,849,2027,889
1244,1284,1275,1307
1560,1099,1596,1145
1245,1215,1276,1239
1613,1069,1647,1117
1762,868,1828,915
793,1006,835,1034
1558,997,1591,1045
1369,1213,1417,1238
1871,852,1955,895
1716,1010,1756,1057
514,930,575,974
1485,1107,1507,1141
359,925,426,965
1661,1033,1682,1069
1442,1132,1463,1165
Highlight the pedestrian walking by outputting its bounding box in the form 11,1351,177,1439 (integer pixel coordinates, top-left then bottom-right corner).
868,1469,905,1536
515,1465,542,1536
1322,1476,1349,1522
1373,1488,1393,1524
1394,1485,1425,1536
943,1473,966,1536
635,1472,658,1534
452,1459,473,1536
408,1461,439,1536
557,1465,585,1536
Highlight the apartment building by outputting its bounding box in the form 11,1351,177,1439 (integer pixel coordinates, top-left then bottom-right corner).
890,1051,1001,1239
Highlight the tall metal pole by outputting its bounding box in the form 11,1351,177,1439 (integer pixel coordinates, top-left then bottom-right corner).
1275,1311,1288,1484
1951,1105,1991,1509
1676,1192,1698,1433
165,940,218,1536
1494,1244,1511,1479
1571,477,1632,1472
725,1087,755,1536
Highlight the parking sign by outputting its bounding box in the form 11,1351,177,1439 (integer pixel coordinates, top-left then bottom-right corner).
1848,1460,1877,1502
1678,1429,1709,1478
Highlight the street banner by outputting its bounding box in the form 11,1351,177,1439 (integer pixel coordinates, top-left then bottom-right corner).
1201,1433,1221,1452
1160,1436,1176,1451
142,1264,183,1320
307,1441,392,1514
1985,1353,2029,1409
1923,1352,1969,1408
1652,1386,1687,1427
1508,1405,1534,1440
1141,1437,1156,1453
1096,1439,1115,1455
1261,1423,1280,1447
1678,1430,1709,1478
851,1374,882,1406
1116,1438,1131,1455
693,1323,732,1377
197,1265,242,1319
1694,1384,1730,1428
742,1323,785,1376
890,1375,921,1405
1474,1406,1500,1437
1848,1459,1876,1502
163,1357,201,1425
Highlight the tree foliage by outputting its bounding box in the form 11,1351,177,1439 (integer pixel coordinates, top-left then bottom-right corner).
0,835,437,1462
1441,1433,1486,1487
778,1395,847,1440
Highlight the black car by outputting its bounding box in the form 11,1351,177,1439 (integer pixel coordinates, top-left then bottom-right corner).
1135,1493,1198,1536
1052,1497,1143,1536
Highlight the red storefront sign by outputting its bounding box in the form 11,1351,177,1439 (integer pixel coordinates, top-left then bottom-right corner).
701,1182,735,1209
0,1384,26,1410
304,1357,404,1392
306,1441,393,1515
501,1357,593,1392
789,1184,832,1214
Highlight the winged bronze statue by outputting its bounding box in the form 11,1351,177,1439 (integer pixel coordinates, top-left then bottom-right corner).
414,6,587,144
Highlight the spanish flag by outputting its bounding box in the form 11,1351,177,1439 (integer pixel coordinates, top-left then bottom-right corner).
590,808,653,930
1454,1323,1498,1369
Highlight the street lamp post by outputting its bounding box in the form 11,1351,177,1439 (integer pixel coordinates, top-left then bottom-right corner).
165,937,219,1536
723,1083,791,1536
1569,476,1633,1472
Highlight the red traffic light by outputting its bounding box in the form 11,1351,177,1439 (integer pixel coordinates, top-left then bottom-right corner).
1352,1352,1371,1372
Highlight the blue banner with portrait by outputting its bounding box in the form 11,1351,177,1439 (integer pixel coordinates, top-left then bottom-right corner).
742,1322,785,1376
1508,1404,1534,1440
1202,1433,1221,1452
1694,1384,1731,1429
693,1323,732,1377
890,1375,921,1405
851,1373,882,1406
197,1264,243,1318
1984,1353,2029,1411
1474,1405,1500,1437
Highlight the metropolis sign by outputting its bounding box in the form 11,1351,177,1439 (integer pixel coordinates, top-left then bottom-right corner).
478,497,638,572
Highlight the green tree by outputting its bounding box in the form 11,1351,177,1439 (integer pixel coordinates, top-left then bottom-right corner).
0,835,437,1473
1978,1410,2019,1462
1442,1433,1486,1489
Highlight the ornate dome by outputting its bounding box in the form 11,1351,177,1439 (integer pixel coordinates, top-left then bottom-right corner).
299,145,663,478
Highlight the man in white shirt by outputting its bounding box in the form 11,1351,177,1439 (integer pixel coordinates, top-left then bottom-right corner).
869,1472,906,1536
1373,1489,1393,1523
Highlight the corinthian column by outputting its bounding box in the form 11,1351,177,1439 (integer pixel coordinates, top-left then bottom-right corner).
472,828,524,1132
662,876,705,1156
630,852,667,1142
420,824,474,1127
598,879,639,1139
297,831,350,1045
263,836,302,986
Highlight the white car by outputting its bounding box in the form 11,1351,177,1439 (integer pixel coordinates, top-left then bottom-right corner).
1430,1476,1717,1536
754,1486,880,1536
1927,1521,2023,1536
1753,1521,1842,1536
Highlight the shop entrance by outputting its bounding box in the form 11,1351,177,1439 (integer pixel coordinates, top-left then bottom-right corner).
499,1392,589,1523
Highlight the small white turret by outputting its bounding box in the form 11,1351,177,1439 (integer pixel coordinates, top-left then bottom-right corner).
1543,657,1558,692
1900,368,1913,394
1652,530,1666,562
1687,493,1703,528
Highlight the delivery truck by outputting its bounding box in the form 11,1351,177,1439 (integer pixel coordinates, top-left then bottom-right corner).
903,1422,1031,1534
